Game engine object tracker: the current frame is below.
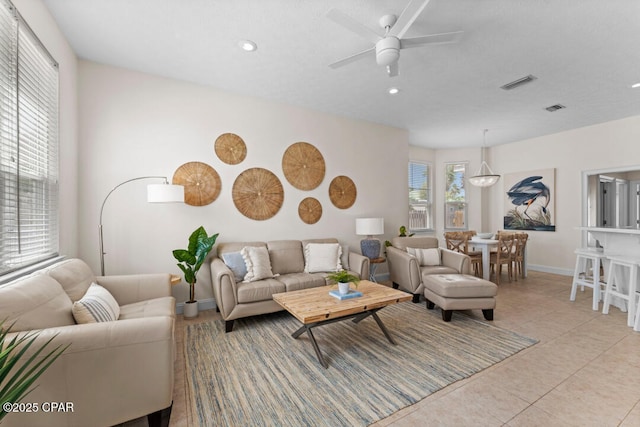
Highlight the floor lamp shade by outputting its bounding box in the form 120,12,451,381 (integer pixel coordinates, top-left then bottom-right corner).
356,218,384,259
147,184,185,203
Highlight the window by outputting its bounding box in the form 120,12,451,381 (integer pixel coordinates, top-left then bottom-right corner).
0,0,59,275
444,162,467,229
408,161,432,231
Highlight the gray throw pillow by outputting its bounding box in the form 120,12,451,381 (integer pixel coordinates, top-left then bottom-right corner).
221,252,248,282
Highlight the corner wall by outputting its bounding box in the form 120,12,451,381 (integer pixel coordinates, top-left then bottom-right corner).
77,61,409,304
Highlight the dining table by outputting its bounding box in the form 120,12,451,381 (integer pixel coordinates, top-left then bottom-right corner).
470,236,528,281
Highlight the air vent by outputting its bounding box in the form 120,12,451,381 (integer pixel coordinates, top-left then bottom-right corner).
500,75,537,90
545,104,566,112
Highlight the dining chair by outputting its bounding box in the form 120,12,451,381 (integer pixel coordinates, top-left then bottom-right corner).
444,231,483,277
489,233,515,284
512,232,528,281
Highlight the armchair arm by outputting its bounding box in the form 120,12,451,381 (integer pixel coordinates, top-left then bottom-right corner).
348,252,369,280
387,246,422,293
440,249,472,275
96,273,172,305
210,258,239,319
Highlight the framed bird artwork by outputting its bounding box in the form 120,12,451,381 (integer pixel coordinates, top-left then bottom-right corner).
503,168,556,231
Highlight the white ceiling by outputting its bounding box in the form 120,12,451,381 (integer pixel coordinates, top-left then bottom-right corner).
42,0,640,148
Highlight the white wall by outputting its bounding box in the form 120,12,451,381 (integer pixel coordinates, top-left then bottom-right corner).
77,61,409,303
487,115,640,274
14,0,79,257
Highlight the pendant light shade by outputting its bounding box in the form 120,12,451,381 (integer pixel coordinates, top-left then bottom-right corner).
469,129,500,187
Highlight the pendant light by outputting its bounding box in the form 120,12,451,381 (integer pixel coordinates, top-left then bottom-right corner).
469,129,500,187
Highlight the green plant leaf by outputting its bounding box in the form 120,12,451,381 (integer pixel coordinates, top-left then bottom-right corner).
172,249,196,265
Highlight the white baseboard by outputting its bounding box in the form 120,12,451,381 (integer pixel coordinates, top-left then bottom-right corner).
527,264,574,277
176,298,216,314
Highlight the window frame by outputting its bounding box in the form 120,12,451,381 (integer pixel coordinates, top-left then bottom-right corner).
444,162,468,230
0,0,60,277
408,160,433,232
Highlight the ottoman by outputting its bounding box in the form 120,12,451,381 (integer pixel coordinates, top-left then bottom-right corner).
423,274,498,322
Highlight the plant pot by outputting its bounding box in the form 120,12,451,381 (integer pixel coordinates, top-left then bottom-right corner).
338,282,350,295
183,300,199,319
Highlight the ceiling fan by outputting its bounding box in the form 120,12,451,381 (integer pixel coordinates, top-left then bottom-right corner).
327,0,463,77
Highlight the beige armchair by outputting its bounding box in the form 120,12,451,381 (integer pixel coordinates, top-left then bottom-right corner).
387,236,471,302
0,259,175,427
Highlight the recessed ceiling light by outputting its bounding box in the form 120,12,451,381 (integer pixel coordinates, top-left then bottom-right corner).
632,82,640,88
388,87,400,95
239,40,257,52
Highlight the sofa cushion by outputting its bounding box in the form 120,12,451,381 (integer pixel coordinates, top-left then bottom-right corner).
420,265,459,278
267,240,305,275
276,273,327,292
72,283,120,323
0,273,75,332
242,246,275,282
119,296,176,319
220,252,248,282
237,278,286,303
45,258,96,302
304,243,342,273
407,247,441,266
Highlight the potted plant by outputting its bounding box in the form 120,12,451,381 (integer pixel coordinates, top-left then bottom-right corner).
326,270,360,295
173,226,218,318
1,320,68,421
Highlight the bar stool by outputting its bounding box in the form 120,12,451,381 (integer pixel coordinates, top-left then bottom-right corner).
602,255,639,327
570,248,607,311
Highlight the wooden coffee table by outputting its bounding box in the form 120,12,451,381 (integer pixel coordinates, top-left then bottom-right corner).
272,280,411,368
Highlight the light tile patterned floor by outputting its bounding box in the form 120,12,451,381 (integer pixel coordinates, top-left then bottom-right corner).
126,270,640,426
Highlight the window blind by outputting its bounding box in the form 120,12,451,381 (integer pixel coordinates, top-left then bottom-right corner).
0,0,59,275
408,161,432,231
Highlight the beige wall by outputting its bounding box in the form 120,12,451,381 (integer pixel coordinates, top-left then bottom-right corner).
77,61,409,305
487,115,640,274
13,0,79,257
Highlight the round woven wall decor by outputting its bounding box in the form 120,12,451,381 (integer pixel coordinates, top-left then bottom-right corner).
232,168,284,220
215,133,247,165
282,142,325,190
172,161,221,206
298,197,322,224
329,175,357,209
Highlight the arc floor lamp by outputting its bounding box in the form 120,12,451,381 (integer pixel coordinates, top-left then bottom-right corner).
99,176,184,275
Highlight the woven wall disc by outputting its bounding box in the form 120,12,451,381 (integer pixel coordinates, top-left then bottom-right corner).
215,133,247,165
232,168,284,220
329,175,357,209
298,197,322,224
172,161,221,206
282,142,325,190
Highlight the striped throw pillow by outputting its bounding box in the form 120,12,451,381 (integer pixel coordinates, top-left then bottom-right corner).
72,283,120,323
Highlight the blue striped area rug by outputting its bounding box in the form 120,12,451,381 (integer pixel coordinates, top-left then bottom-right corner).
184,301,537,426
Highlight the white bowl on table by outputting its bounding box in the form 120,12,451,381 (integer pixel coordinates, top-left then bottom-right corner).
476,232,494,239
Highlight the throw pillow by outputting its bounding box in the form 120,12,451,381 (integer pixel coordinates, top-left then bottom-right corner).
72,283,120,324
340,244,350,271
304,243,343,273
407,247,441,266
241,246,275,282
221,252,248,282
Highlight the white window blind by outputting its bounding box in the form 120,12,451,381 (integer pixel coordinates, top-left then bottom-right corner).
408,161,432,231
0,0,59,276
444,162,467,229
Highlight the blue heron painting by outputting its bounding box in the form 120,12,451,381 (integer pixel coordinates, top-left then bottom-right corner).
504,170,555,231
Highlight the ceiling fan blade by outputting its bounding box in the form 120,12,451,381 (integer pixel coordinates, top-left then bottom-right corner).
400,31,464,49
388,0,431,39
329,47,375,69
327,8,382,44
387,62,399,77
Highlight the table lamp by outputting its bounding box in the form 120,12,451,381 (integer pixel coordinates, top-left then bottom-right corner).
356,218,384,259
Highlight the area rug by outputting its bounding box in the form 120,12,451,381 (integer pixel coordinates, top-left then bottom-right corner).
184,302,537,426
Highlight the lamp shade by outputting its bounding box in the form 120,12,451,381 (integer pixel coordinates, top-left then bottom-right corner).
147,184,185,203
468,174,500,187
356,218,384,236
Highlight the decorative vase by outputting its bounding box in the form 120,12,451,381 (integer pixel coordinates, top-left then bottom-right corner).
338,282,350,295
183,300,199,318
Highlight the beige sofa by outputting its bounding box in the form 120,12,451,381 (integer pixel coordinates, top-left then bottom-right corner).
0,259,175,427
387,236,471,302
210,238,369,332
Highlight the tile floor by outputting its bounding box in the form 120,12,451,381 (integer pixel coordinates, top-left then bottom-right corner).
127,270,640,426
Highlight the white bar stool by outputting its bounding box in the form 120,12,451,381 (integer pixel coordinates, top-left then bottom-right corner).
570,248,607,311
602,255,639,327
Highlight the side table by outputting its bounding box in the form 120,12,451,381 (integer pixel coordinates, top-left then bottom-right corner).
170,274,181,285
369,257,386,283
